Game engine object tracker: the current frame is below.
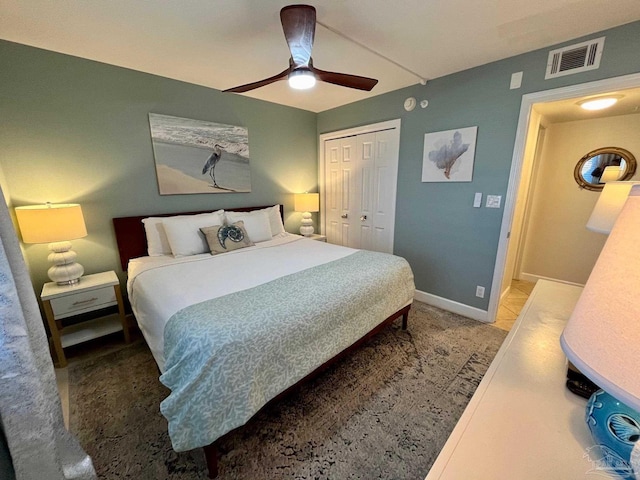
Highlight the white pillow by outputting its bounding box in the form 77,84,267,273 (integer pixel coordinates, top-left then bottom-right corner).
226,205,286,237
162,210,225,257
266,204,286,236
225,210,272,243
142,217,172,256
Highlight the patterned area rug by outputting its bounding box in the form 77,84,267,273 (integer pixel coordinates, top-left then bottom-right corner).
69,301,507,479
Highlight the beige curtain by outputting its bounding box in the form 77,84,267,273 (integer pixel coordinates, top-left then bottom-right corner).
0,185,96,480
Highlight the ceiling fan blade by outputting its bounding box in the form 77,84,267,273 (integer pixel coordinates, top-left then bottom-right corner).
280,5,316,68
223,67,291,93
310,66,378,91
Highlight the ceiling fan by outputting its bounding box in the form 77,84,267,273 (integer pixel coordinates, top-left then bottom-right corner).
223,4,378,93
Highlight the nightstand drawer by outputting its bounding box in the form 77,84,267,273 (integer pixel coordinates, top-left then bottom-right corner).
50,285,117,319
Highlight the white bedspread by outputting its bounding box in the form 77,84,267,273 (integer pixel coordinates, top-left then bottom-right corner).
127,234,355,371
159,248,415,451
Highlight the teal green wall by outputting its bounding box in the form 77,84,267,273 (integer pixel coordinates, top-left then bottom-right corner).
317,21,640,309
0,40,317,292
3,21,640,310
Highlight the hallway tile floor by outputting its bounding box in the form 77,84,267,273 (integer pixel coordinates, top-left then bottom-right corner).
494,279,536,332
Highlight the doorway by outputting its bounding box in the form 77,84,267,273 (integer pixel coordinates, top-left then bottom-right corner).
489,72,640,323
318,119,401,254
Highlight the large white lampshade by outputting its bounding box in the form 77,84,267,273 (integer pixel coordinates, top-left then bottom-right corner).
586,181,640,234
294,193,320,236
561,184,640,411
15,203,88,285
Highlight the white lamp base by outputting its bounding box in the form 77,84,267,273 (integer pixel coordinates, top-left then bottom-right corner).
47,241,84,285
299,211,314,236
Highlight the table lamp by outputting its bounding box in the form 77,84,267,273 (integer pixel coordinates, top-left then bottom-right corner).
599,165,623,184
560,184,640,478
294,193,319,236
587,181,640,234
15,203,88,285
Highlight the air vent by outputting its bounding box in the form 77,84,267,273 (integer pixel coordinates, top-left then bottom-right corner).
545,37,605,79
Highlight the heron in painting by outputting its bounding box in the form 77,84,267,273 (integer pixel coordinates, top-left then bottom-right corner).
202,144,223,188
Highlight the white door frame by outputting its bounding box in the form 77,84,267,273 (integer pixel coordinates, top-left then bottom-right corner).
318,119,402,247
488,72,640,323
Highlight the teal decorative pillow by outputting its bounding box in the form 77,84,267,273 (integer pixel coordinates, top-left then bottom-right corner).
200,221,254,255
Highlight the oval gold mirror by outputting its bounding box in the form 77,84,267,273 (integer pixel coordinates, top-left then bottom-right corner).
574,147,637,191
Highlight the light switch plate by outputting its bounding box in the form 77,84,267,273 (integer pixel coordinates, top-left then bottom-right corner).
486,195,502,208
473,192,482,208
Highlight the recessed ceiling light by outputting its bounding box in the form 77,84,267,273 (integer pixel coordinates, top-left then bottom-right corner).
579,97,621,111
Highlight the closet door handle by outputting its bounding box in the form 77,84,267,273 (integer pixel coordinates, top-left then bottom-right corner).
360,215,367,221
341,213,348,218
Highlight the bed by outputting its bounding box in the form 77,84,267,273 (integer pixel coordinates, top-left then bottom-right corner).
112,205,415,478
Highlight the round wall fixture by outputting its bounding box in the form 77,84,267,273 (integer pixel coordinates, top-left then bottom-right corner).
420,100,429,109
404,97,416,111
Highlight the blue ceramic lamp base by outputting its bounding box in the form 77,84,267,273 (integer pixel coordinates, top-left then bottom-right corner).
586,390,640,479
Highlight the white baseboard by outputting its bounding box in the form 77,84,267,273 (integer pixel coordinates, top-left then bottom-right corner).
414,289,489,323
519,272,584,288
500,285,511,303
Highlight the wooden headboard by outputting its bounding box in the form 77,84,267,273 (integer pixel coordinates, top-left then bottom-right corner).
112,205,284,271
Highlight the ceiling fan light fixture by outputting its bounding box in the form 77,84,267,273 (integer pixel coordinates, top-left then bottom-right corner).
224,5,378,94
288,69,316,90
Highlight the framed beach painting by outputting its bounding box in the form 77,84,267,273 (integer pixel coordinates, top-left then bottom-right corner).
148,113,251,194
421,126,477,182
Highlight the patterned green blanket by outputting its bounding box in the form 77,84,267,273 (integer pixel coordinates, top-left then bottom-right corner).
160,250,415,451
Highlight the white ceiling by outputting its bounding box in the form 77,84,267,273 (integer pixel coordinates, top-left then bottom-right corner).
2,1,640,113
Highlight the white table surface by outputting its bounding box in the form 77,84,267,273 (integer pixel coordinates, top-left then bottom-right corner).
425,279,614,479
41,270,119,300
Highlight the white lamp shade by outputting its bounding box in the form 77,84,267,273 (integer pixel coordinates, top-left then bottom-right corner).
15,203,87,244
560,185,640,411
294,193,320,213
599,165,622,183
586,181,640,234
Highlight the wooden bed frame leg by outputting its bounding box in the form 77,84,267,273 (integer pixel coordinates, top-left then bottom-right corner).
402,306,409,330
203,443,218,479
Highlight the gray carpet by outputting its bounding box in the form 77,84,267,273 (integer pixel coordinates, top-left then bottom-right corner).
69,301,507,479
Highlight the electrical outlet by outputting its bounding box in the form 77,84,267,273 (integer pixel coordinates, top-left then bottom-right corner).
476,285,485,298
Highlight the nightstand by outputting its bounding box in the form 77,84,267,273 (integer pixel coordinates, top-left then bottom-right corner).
307,234,327,242
41,271,130,368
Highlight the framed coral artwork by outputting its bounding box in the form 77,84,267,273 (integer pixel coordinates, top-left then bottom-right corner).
421,126,477,182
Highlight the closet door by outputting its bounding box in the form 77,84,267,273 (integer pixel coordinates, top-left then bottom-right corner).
323,125,399,254
325,136,358,247
355,133,375,251
370,128,399,254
